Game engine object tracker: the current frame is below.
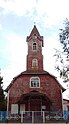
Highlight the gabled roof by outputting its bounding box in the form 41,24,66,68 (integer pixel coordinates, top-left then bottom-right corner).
63,99,69,103
5,70,65,92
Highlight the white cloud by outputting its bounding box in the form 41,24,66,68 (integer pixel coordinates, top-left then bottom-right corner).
6,33,27,60
1,33,27,89
43,35,59,73
2,64,24,89
0,24,3,30
0,0,36,16
32,0,69,28
62,89,69,100
0,0,69,28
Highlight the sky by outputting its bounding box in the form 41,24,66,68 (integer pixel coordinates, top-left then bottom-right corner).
0,0,69,99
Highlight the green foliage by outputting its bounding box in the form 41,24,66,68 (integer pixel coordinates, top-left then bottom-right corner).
54,18,69,83
60,18,69,57
0,76,6,111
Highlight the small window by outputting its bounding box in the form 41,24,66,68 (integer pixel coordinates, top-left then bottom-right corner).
30,77,40,88
33,43,37,50
11,104,18,114
32,59,38,68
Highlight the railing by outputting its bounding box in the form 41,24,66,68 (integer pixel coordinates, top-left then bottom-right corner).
0,111,7,122
0,111,69,123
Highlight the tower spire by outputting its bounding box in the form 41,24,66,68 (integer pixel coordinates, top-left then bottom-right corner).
26,26,44,72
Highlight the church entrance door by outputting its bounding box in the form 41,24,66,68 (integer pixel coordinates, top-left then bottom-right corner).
30,96,41,111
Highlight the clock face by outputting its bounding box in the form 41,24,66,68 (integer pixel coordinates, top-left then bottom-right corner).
32,35,37,40
34,35,37,39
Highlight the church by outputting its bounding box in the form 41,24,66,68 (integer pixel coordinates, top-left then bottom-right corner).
6,25,63,116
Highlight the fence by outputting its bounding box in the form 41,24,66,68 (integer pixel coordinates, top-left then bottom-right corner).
0,111,69,123
0,111,7,122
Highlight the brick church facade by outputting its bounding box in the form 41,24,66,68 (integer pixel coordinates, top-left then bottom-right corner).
6,25,63,114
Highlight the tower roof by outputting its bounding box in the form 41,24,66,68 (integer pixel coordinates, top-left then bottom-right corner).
26,25,43,46
30,25,40,37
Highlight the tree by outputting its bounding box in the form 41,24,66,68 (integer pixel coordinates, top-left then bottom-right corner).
54,18,69,83
0,76,6,111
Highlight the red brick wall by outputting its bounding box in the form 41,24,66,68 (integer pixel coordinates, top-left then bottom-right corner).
27,38,43,71
9,74,62,111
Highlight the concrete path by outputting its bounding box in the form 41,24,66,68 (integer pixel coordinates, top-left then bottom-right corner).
0,122,69,124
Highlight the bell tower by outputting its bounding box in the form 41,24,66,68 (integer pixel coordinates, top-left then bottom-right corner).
26,25,44,72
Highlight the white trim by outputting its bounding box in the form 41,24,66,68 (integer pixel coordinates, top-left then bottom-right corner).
7,90,9,117
20,104,25,114
11,104,18,114
32,42,37,50
32,59,38,68
30,76,40,88
61,89,64,116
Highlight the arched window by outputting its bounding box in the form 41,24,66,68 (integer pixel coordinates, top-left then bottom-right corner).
32,59,38,68
33,42,37,50
30,77,40,88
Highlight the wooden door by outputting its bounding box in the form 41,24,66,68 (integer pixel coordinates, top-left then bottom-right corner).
30,97,41,111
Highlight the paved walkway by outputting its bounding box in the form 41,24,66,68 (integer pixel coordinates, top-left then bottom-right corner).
0,122,69,124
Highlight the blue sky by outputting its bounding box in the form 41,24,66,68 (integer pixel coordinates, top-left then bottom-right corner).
0,0,69,99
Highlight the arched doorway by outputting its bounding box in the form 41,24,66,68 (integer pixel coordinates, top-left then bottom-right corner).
19,91,51,112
